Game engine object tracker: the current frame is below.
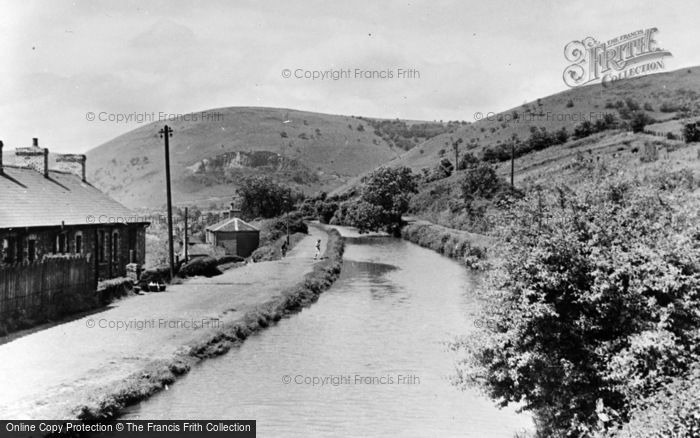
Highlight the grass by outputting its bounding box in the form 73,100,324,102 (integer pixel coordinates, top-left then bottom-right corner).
250,232,306,262
76,227,344,422
401,220,491,268
332,66,700,198
86,106,399,208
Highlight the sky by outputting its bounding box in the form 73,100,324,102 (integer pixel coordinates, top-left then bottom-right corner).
1,0,699,153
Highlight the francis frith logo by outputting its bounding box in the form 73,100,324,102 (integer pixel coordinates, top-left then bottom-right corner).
563,27,672,88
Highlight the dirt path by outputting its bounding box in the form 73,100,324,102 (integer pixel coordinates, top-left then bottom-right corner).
0,225,329,420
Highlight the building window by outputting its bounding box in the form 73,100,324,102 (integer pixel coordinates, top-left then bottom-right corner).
98,230,106,262
27,239,36,262
128,229,137,263
16,237,23,262
75,233,83,254
2,238,12,263
112,231,120,262
58,233,67,254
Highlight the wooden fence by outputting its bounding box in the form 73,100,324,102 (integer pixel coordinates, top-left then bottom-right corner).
0,255,93,319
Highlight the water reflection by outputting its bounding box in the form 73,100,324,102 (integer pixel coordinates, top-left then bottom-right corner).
337,259,403,300
121,227,532,437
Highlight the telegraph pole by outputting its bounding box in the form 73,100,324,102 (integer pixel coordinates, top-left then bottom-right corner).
452,137,462,170
159,125,175,280
184,206,189,264
510,136,517,188
286,188,291,245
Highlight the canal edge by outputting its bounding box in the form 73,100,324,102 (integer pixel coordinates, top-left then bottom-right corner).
75,225,345,423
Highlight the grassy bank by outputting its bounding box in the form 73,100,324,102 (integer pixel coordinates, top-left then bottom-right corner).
250,232,307,262
76,227,344,422
401,220,491,268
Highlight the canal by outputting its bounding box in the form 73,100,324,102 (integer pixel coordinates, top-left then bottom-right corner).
122,226,532,437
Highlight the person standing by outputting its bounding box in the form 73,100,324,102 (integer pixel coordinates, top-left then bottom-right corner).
314,238,321,260
281,240,288,257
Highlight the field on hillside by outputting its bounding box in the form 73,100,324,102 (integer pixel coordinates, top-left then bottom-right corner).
85,107,400,208
409,131,700,230
86,107,459,209
333,66,700,196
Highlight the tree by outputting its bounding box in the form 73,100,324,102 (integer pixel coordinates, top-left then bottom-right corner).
315,200,339,224
630,111,654,133
433,157,454,180
458,152,480,170
555,127,569,144
342,201,385,233
345,167,418,235
683,122,700,143
573,120,594,139
460,163,503,204
458,175,700,437
238,176,293,219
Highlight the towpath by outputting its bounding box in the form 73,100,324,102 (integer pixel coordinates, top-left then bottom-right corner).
0,225,328,419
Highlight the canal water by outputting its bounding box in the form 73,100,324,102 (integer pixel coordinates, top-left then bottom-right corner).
122,226,532,437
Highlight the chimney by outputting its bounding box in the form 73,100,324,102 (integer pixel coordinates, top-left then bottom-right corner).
56,154,87,182
0,140,4,175
229,201,241,218
43,148,49,178
15,138,47,175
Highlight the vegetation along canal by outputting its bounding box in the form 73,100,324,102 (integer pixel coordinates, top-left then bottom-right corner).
121,226,532,437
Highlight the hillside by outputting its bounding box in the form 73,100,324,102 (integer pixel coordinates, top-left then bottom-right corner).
86,107,447,208
297,66,700,438
333,66,700,196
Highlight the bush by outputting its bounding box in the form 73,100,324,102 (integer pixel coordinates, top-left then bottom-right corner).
425,157,454,181
341,201,386,233
461,163,503,203
458,172,700,437
683,122,700,143
458,152,480,170
315,200,339,224
138,264,175,289
401,221,489,268
250,232,305,262
573,114,618,140
178,256,221,278
574,120,595,139
258,211,309,242
483,126,574,163
97,277,133,305
660,101,682,113
238,176,294,219
607,365,700,437
345,166,418,235
630,111,654,133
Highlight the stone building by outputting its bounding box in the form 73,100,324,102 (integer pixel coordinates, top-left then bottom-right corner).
0,138,150,282
205,216,260,258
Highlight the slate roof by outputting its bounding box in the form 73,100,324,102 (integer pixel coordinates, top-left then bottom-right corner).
0,165,148,229
206,217,258,233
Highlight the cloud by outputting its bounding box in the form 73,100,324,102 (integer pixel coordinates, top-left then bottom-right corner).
128,18,197,49
2,0,700,153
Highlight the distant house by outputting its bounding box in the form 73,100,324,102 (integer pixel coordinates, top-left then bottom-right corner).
205,217,259,257
0,138,150,281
